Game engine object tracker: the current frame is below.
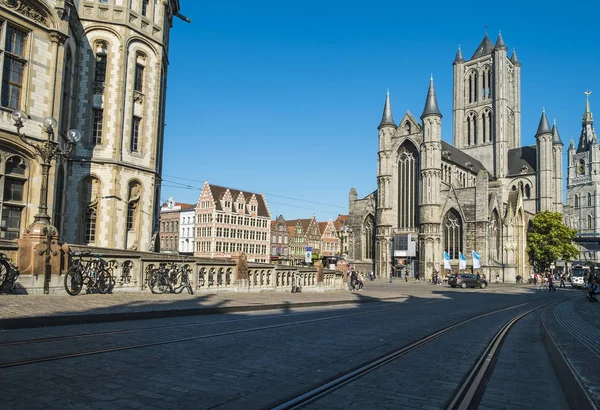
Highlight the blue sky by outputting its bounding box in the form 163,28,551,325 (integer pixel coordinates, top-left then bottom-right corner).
161,0,600,221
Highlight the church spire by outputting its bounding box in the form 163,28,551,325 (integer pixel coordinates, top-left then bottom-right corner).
453,46,464,65
552,119,563,145
494,31,507,50
378,90,396,129
421,76,442,119
510,49,521,66
583,91,594,124
578,91,596,152
535,109,552,137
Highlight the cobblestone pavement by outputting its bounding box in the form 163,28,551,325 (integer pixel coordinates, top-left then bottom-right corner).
479,310,569,410
542,292,600,407
0,286,574,409
0,280,536,325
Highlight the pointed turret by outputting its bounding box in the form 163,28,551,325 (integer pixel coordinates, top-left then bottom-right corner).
535,109,552,137
552,120,563,145
494,32,507,50
471,34,495,59
510,49,521,66
569,138,575,150
453,46,464,65
583,91,594,124
378,90,396,129
578,92,596,152
421,76,442,119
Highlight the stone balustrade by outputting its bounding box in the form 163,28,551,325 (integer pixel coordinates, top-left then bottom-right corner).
0,241,345,294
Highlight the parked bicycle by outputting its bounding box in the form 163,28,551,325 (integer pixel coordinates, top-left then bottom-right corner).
64,250,115,296
0,252,20,294
538,282,558,292
148,260,193,295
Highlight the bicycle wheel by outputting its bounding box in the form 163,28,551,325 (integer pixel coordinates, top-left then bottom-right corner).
183,273,194,295
97,269,114,294
149,271,168,294
0,259,8,289
64,267,84,296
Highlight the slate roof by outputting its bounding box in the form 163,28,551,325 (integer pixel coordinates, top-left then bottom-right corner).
507,145,537,176
471,34,495,59
440,140,487,174
208,184,270,218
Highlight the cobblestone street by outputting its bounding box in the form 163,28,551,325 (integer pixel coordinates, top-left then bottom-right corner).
0,282,597,409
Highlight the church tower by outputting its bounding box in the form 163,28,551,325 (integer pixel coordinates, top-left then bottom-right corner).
452,33,521,178
375,91,396,278
552,120,564,213
535,110,554,212
419,78,442,279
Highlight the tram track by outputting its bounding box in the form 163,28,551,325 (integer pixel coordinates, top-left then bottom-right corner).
0,300,444,369
267,299,560,410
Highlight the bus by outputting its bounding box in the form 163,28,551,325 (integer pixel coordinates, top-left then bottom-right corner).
571,262,591,288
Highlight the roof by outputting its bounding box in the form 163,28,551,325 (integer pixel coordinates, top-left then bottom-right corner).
207,184,270,218
494,32,507,50
176,202,195,210
421,77,441,118
453,47,464,65
440,141,487,174
378,91,396,129
471,34,495,59
535,110,552,137
507,146,537,176
552,122,563,145
318,222,328,234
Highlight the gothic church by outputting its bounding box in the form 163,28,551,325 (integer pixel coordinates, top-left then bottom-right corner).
348,33,564,282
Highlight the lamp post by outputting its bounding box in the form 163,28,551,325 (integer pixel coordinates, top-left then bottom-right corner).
11,109,81,294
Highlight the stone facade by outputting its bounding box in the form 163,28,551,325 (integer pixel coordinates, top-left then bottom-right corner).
179,205,195,255
194,181,271,263
270,215,290,264
0,1,182,252
565,94,600,261
349,34,564,282
286,216,321,266
318,220,340,257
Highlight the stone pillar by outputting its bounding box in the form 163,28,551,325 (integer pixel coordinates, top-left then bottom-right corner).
232,251,248,290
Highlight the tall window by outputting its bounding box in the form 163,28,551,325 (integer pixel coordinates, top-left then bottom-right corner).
575,195,580,208
126,181,141,233
134,64,144,92
482,110,492,143
397,142,418,229
85,208,96,243
92,109,103,144
131,116,141,152
1,24,28,109
588,193,593,207
490,210,501,261
127,203,135,230
467,112,477,145
588,215,593,230
61,50,73,134
0,155,27,240
141,0,149,16
364,214,374,260
81,177,101,244
94,43,107,83
443,209,463,260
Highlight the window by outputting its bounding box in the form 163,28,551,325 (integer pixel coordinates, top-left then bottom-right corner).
397,142,418,229
0,155,27,240
92,109,103,144
85,208,96,243
126,203,135,230
134,64,144,92
94,46,107,83
131,116,141,152
575,195,580,208
1,24,28,109
443,209,463,260
141,0,149,16
588,193,593,207
588,215,593,230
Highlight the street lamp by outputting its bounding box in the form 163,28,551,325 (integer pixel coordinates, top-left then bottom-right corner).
11,110,81,294
11,110,81,225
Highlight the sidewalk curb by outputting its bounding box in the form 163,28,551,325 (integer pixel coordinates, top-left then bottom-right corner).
541,313,598,410
0,296,407,330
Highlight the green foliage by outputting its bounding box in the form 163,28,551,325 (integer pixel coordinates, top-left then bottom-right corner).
526,211,579,273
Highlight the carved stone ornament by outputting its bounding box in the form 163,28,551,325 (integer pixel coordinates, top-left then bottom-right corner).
49,31,68,45
1,0,47,24
92,81,105,95
133,91,144,104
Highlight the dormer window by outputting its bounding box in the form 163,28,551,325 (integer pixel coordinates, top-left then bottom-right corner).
238,203,244,210
224,200,231,208
520,165,528,174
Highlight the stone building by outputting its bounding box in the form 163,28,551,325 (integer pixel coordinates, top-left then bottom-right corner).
0,1,183,252
194,181,271,263
179,204,195,255
319,220,340,257
270,215,290,264
286,216,321,265
565,94,599,261
349,34,564,282
159,197,180,253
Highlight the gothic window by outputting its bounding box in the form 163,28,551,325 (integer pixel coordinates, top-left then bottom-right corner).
131,116,141,152
141,0,149,16
490,210,501,261
61,49,73,135
54,167,65,232
524,184,531,199
588,215,593,230
397,141,418,229
134,53,146,93
467,112,477,145
92,109,103,145
126,181,141,233
482,66,492,99
467,71,478,104
482,109,492,143
443,209,463,260
575,195,579,208
0,155,28,240
588,193,593,207
364,214,374,260
94,41,108,83
1,23,28,110
80,176,101,245
577,159,586,176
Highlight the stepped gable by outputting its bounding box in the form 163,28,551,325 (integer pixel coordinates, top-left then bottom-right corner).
208,184,269,217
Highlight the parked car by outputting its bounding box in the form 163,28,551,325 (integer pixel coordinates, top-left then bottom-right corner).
448,273,488,289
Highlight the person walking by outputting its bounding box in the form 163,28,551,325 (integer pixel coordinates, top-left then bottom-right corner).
559,272,566,288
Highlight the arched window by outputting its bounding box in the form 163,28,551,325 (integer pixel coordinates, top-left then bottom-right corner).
524,184,531,199
490,210,501,261
80,176,101,244
94,41,108,83
588,215,593,230
588,193,593,207
1,155,28,240
397,141,419,229
467,71,478,103
126,181,141,233
481,109,492,143
443,209,463,260
575,195,580,208
61,49,73,135
467,112,477,145
481,66,492,99
364,214,374,260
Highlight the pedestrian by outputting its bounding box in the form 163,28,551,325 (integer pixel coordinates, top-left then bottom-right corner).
559,272,566,288
358,272,365,291
533,272,538,285
405,269,408,282
588,278,600,301
389,270,393,284
495,273,500,284
347,271,353,291
369,271,374,281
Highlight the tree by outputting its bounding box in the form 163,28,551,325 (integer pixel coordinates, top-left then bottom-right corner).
526,211,579,274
